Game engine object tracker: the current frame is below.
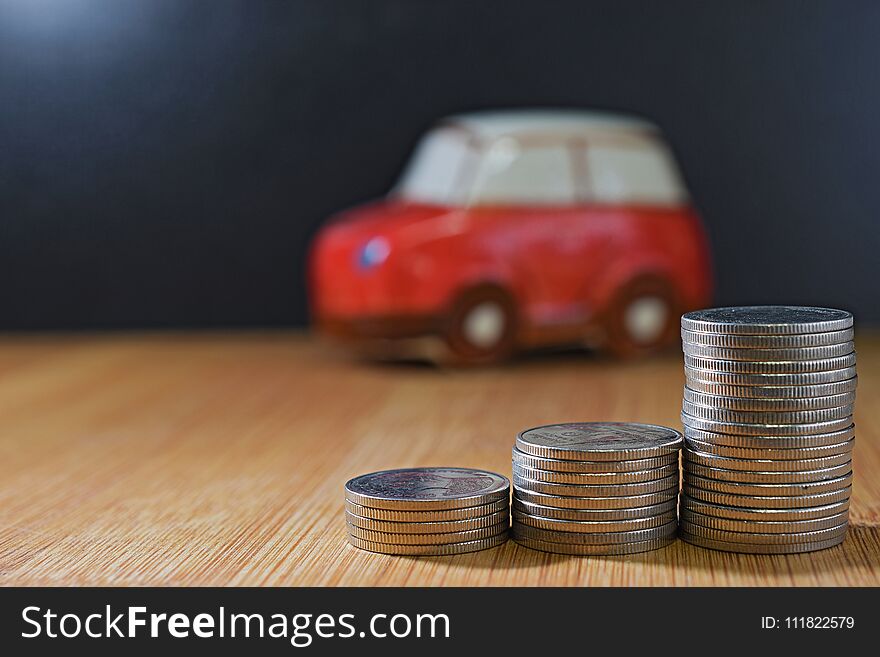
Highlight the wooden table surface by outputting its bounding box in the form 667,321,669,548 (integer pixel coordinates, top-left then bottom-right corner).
1,332,878,587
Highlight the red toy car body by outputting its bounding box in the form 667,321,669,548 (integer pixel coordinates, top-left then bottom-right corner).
309,110,712,363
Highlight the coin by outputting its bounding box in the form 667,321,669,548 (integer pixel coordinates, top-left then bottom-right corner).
684,437,854,460
681,294,859,543
679,494,850,521
347,523,507,545
681,412,853,436
681,328,854,348
685,366,857,386
679,532,845,554
512,462,678,485
512,509,676,534
344,468,509,510
683,447,852,472
347,532,508,555
512,472,678,497
684,471,852,494
684,353,856,374
684,484,852,508
512,520,677,544
345,509,509,533
344,498,509,522
511,448,677,473
684,462,851,486
683,342,854,361
678,519,848,544
680,306,853,335
512,497,677,520
680,508,849,533
513,487,677,510
683,378,858,398
515,422,682,461
514,535,675,555
682,387,856,411
681,400,854,424
683,424,855,448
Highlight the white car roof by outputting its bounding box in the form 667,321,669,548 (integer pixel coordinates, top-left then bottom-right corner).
443,109,659,140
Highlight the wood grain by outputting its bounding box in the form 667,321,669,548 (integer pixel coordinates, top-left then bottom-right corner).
0,332,878,586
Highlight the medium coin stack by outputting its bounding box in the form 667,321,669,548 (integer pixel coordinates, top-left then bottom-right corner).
511,423,682,555
344,467,510,555
679,306,856,554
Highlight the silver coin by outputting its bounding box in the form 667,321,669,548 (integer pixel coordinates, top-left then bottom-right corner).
679,494,850,521
685,366,857,387
683,342,854,362
683,387,856,411
515,422,682,461
512,509,676,534
680,306,853,335
683,446,852,472
346,522,507,545
512,497,677,521
684,353,856,375
682,461,852,490
684,470,852,494
681,412,853,436
512,520,677,544
683,424,855,448
683,377,858,398
679,531,846,554
513,487,678,510
512,462,678,485
678,519,848,544
344,468,509,510
344,498,509,522
684,484,852,508
345,509,509,534
514,535,675,555
682,400,854,424
684,437,854,460
684,462,851,486
680,508,849,534
347,532,508,555
681,328,854,348
511,447,677,473
513,472,678,497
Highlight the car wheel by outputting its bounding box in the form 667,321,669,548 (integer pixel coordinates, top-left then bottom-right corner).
445,286,517,365
603,276,680,358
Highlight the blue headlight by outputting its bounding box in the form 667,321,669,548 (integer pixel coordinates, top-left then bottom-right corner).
357,237,391,270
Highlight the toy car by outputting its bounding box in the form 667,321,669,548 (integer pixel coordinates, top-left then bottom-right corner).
309,109,712,364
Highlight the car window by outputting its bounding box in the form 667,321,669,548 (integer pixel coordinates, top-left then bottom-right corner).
394,128,472,204
586,143,687,205
468,140,576,205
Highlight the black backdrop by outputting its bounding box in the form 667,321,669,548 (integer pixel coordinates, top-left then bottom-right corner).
1,0,878,329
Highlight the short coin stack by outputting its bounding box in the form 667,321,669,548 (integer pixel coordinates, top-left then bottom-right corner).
679,306,856,554
511,423,682,555
344,467,510,555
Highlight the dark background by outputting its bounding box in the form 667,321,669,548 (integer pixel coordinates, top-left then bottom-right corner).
1,0,878,329
0,587,871,653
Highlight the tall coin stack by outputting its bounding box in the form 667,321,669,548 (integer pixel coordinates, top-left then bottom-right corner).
344,467,510,555
679,306,856,554
511,423,682,555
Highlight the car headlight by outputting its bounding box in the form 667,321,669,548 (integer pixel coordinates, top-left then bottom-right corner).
357,237,391,270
